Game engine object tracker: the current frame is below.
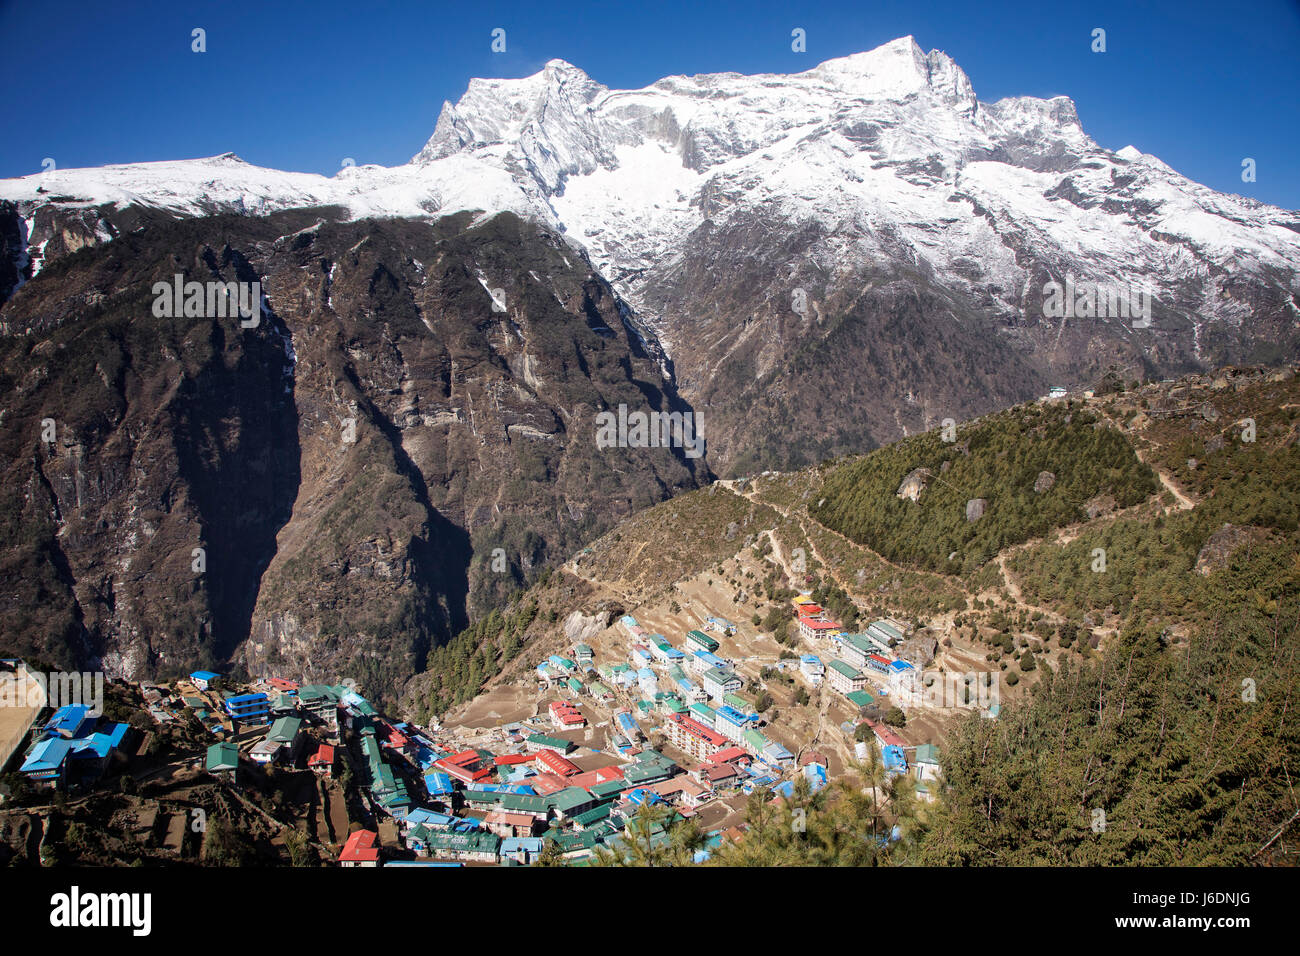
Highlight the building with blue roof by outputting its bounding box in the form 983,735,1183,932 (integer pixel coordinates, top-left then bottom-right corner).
413,743,442,769
501,766,536,785
762,740,794,769
547,655,575,674
803,762,828,791
636,667,658,696
403,808,457,831
24,706,132,787
424,770,454,797
70,722,128,760
20,737,72,786
882,744,908,773
615,711,642,741
713,704,750,742
44,704,96,740
224,692,270,724
799,655,825,686
500,836,545,864
189,670,221,690
626,788,664,808
690,650,726,674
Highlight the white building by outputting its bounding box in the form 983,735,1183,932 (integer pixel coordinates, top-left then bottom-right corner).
701,667,741,702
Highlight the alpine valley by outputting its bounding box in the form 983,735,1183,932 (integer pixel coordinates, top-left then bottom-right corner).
1,36,1297,700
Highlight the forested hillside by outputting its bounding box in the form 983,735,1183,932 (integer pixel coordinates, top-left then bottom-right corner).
810,402,1157,572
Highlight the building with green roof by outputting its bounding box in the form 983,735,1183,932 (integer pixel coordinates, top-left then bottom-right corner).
621,754,681,785
267,715,302,743
686,629,719,654
297,684,343,725
867,620,905,645
548,786,600,818
548,828,603,856
914,744,941,772
421,830,501,862
569,801,617,829
205,741,239,777
589,778,630,801
524,732,574,754
827,659,867,695
846,689,875,709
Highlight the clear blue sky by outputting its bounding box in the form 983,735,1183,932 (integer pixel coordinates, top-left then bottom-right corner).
2,0,1297,208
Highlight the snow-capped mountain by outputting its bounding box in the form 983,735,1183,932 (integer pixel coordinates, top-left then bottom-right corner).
7,38,1297,309
3,36,1298,470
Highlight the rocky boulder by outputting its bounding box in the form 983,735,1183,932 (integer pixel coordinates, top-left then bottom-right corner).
897,467,932,503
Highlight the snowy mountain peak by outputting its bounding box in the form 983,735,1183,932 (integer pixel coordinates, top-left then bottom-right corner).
4,36,1299,370
542,57,585,74
807,37,975,111
412,58,608,167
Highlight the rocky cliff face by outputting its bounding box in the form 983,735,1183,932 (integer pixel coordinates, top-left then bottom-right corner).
0,207,704,699
5,39,1297,478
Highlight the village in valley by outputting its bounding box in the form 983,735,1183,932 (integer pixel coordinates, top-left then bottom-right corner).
0,583,979,866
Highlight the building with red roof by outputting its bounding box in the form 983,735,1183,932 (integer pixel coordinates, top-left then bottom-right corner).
309,743,335,776
435,749,494,785
866,719,906,748
339,829,380,866
535,749,581,776
494,752,535,767
484,809,540,838
798,617,842,641
701,762,743,788
866,653,892,674
800,750,829,768
663,712,728,761
548,700,587,729
528,772,570,796
705,745,752,768
567,765,625,790
379,722,410,751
